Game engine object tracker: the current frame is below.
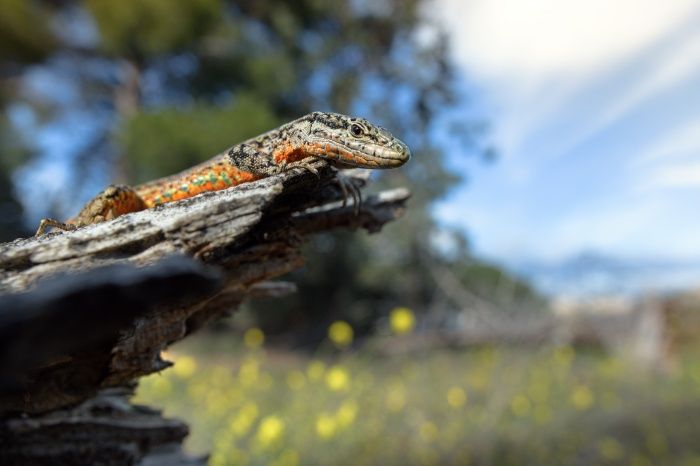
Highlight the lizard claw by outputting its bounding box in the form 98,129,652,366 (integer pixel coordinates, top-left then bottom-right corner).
332,171,362,216
35,218,77,236
286,159,320,178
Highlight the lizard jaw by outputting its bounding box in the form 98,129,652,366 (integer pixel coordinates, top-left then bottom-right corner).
305,136,411,169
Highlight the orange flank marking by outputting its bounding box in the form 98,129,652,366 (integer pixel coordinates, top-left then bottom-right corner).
291,141,368,165
273,145,309,164
338,148,364,164
136,164,261,208
274,141,369,166
114,191,148,216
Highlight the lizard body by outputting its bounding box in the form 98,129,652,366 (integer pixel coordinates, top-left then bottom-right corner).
36,112,410,235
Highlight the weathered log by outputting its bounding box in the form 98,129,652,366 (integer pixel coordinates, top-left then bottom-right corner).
0,162,409,465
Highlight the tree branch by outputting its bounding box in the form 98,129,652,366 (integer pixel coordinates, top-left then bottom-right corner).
0,162,409,465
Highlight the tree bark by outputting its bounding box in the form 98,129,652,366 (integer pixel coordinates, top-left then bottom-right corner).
0,162,409,465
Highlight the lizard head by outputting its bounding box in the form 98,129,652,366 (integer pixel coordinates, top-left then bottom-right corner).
305,112,411,169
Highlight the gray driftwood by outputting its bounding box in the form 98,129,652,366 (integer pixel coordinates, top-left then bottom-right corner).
0,161,409,465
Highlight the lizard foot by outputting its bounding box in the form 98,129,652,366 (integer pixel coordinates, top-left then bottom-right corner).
35,185,147,236
35,218,77,236
72,184,148,225
284,159,321,178
332,171,363,216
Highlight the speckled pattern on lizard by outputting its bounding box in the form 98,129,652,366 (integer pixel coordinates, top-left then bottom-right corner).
35,111,411,235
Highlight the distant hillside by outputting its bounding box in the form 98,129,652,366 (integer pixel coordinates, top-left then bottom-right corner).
509,251,700,297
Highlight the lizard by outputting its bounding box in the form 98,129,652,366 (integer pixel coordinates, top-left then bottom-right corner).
35,111,411,235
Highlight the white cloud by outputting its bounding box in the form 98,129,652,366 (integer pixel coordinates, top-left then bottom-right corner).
568,31,700,149
437,0,700,83
649,162,700,189
634,116,700,165
435,0,700,162
630,116,700,191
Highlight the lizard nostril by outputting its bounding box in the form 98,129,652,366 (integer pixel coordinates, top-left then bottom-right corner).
393,142,409,157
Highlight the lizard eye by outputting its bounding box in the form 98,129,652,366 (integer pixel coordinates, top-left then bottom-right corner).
350,124,364,137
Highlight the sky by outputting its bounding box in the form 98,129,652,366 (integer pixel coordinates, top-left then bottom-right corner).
433,0,700,274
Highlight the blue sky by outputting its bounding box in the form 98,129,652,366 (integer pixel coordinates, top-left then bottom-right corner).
434,0,700,272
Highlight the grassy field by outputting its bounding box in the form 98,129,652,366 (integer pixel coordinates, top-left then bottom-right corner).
135,324,700,466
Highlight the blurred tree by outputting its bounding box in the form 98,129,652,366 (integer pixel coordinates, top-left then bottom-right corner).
0,0,59,240
1,0,539,342
0,116,32,240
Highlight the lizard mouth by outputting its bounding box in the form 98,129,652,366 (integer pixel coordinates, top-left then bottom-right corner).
311,138,411,168
376,140,411,165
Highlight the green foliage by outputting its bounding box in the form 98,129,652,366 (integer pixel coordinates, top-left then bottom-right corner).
0,0,58,240
119,94,281,182
0,0,56,65
85,0,222,59
0,166,27,240
0,110,33,241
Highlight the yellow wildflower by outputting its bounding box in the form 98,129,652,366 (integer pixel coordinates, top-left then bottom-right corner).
244,327,265,349
325,366,350,392
315,413,337,439
390,307,415,335
256,415,285,448
336,400,358,427
229,402,258,437
328,321,353,348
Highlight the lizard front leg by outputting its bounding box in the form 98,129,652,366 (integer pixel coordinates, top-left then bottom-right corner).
227,142,320,177
35,185,147,236
227,143,283,176
35,218,77,236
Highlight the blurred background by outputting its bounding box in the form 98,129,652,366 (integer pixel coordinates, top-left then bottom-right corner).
2,0,700,464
